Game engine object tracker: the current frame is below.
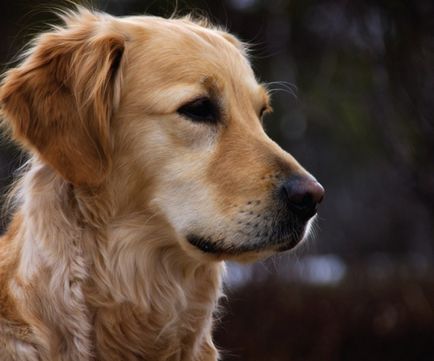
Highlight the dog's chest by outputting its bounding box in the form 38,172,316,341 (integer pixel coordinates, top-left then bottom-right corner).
90,299,213,361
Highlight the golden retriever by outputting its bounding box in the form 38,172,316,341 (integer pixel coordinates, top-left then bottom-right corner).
0,7,324,361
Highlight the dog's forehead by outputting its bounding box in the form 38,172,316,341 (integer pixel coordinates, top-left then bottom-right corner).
124,16,259,97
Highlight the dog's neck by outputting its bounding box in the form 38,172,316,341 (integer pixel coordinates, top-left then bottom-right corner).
10,160,223,361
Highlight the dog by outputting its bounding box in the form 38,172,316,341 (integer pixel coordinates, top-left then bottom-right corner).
0,7,324,361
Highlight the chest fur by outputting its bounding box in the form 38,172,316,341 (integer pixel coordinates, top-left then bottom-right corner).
86,269,222,361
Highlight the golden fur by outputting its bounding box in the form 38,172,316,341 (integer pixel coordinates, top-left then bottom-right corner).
0,8,321,360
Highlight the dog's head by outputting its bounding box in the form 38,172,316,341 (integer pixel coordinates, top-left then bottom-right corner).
0,8,324,262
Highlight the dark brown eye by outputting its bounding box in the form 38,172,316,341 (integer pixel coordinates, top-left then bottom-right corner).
177,97,219,123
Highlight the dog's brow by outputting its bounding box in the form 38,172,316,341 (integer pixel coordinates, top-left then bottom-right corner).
145,84,207,114
201,76,223,95
258,85,271,112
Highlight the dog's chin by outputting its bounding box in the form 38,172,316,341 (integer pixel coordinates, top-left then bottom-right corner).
185,226,307,262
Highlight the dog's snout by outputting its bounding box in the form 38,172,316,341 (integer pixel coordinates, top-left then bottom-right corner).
280,176,325,220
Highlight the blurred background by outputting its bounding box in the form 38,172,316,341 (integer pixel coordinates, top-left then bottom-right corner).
0,0,433,360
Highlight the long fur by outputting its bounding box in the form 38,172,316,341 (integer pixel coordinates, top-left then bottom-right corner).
0,156,223,361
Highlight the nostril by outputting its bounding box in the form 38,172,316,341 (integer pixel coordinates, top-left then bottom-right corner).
281,176,325,220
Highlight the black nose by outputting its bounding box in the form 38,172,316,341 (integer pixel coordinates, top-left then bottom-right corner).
280,176,325,221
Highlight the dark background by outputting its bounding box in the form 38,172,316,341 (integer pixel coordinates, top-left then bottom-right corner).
0,1,433,360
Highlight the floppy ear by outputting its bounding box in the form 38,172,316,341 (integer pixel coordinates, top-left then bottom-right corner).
0,10,125,186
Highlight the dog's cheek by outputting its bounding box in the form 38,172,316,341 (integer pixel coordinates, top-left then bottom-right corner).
127,118,232,241
149,154,225,238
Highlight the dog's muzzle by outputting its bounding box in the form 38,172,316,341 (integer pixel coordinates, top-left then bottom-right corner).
187,175,324,257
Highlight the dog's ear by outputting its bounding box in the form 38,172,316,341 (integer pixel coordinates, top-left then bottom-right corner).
0,10,125,186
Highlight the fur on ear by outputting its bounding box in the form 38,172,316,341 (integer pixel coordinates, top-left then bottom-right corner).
0,9,125,186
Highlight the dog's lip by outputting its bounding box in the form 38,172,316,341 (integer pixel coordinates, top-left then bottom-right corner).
186,235,222,254
186,232,302,256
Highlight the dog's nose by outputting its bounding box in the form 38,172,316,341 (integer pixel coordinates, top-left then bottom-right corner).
280,176,325,221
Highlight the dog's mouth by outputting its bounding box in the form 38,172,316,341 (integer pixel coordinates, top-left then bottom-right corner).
186,219,307,256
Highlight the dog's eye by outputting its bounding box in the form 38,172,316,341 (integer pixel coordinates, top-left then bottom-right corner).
177,97,218,123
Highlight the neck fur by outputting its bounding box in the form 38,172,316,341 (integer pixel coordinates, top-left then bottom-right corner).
11,158,223,360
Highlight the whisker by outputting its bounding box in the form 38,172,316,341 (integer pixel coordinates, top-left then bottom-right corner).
264,81,298,99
